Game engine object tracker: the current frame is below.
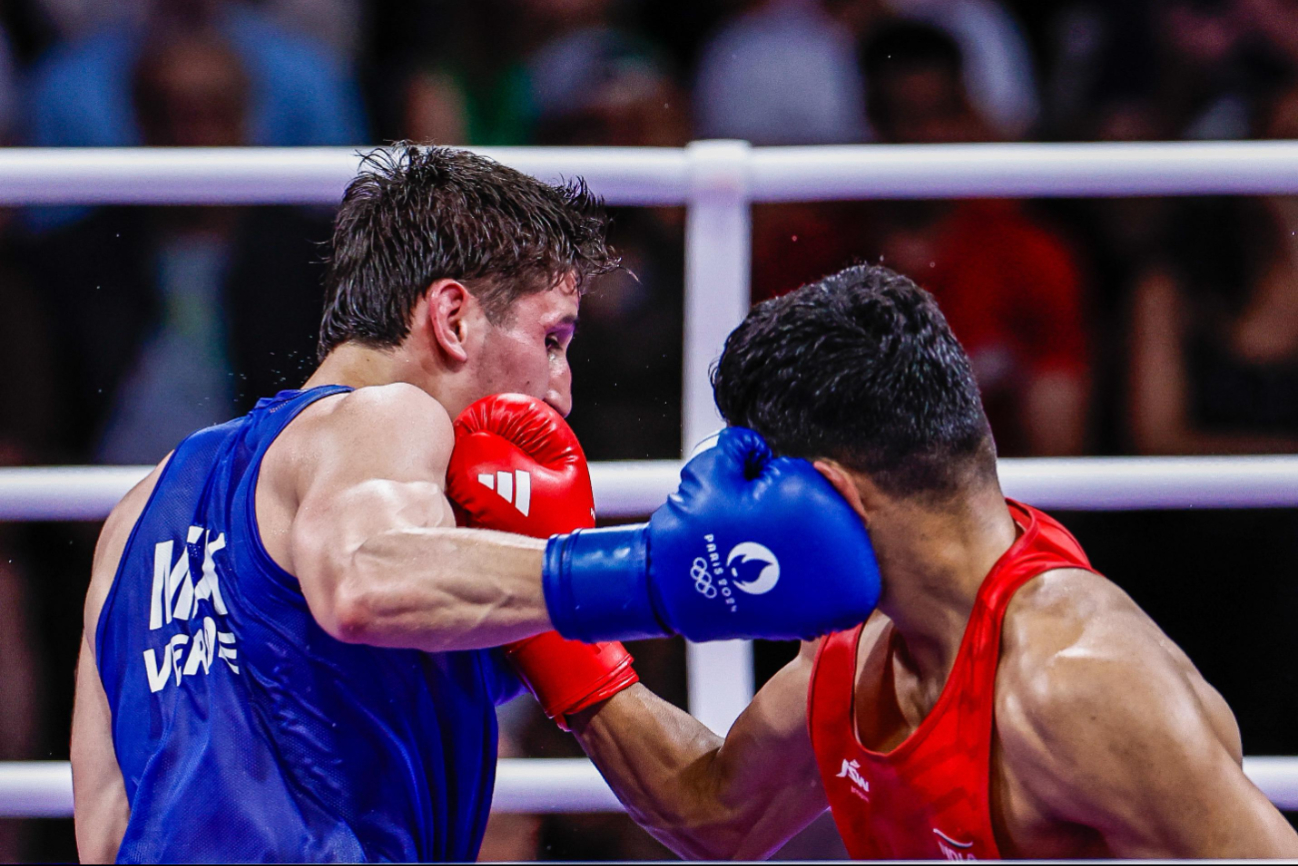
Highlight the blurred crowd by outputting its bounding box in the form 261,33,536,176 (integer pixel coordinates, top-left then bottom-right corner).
3,0,1298,860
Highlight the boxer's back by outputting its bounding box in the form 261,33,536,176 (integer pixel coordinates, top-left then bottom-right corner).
95,386,516,863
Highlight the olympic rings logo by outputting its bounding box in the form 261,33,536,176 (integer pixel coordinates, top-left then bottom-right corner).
690,557,717,598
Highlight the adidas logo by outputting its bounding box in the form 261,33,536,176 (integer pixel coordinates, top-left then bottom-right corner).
477,470,532,516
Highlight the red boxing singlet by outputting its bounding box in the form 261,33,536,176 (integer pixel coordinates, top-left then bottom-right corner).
808,501,1096,860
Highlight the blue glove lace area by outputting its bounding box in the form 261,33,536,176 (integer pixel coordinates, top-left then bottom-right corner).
542,525,671,643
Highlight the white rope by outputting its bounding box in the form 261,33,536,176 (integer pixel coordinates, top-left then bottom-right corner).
3,756,1295,817
996,455,1298,510
3,141,1298,206
2,456,1298,522
0,147,689,206
0,759,617,818
490,759,621,813
748,140,1298,200
0,462,679,521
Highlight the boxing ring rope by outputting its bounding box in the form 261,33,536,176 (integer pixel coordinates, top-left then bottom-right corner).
4,455,1298,521
5,757,1298,818
5,140,1298,205
0,760,624,818
5,141,1298,817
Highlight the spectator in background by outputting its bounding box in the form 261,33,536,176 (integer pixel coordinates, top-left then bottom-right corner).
884,0,1039,139
30,0,151,42
705,0,881,303
401,0,668,148
863,19,1091,456
525,39,690,862
33,0,362,61
28,22,330,464
0,224,56,864
694,0,876,145
1092,0,1254,142
1128,84,1298,455
401,0,533,146
530,31,688,462
24,0,365,152
1117,80,1298,762
1154,0,1255,139
0,15,47,855
260,0,364,66
525,0,648,126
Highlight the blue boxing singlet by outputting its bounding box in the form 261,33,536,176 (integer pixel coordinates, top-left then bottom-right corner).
95,386,522,863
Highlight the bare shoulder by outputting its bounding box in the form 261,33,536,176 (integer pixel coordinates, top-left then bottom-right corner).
994,568,1241,816
269,383,456,493
85,456,173,651
998,568,1225,731
1000,567,1145,660
999,568,1217,706
287,383,454,458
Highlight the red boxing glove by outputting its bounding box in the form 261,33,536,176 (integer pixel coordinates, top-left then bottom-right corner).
446,393,638,729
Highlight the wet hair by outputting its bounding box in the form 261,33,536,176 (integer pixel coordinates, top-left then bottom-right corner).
711,264,996,500
318,143,618,359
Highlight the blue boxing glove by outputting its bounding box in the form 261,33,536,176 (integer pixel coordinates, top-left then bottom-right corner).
542,427,881,642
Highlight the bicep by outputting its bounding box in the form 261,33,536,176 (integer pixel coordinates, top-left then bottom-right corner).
1015,651,1298,857
71,634,129,863
290,476,459,639
285,389,459,626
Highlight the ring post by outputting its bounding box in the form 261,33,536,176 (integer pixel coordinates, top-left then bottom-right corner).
683,140,755,735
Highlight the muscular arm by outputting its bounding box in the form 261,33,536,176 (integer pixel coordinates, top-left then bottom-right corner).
273,384,553,651
1001,577,1298,857
72,462,168,861
569,641,828,860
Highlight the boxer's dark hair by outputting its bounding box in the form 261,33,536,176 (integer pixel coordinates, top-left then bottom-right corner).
318,143,618,359
712,264,996,500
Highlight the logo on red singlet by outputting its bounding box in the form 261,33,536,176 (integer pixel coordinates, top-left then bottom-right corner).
835,758,870,801
933,828,976,861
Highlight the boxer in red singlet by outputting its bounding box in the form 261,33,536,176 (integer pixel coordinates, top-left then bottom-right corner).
568,264,1298,859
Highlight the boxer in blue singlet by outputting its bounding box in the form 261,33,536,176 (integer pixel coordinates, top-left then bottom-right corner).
69,145,883,862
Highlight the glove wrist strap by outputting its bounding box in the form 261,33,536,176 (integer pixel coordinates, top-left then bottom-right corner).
543,525,669,642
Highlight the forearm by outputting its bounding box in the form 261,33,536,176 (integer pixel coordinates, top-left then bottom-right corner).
317,525,553,652
572,681,823,860
570,684,740,859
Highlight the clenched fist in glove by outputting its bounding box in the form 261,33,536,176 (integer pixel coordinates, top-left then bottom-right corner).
446,393,638,729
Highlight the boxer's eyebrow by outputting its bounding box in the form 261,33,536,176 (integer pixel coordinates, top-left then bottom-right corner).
550,313,579,333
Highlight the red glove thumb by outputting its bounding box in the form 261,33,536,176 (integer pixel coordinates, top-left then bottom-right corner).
446,393,638,729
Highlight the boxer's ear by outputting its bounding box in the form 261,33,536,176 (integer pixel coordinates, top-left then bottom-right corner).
812,459,882,525
427,279,472,363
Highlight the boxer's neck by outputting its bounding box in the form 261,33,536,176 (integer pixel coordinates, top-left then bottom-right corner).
306,341,453,406
872,484,1018,687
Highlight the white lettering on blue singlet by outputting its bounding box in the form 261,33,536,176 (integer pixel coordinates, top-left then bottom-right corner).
143,525,239,693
